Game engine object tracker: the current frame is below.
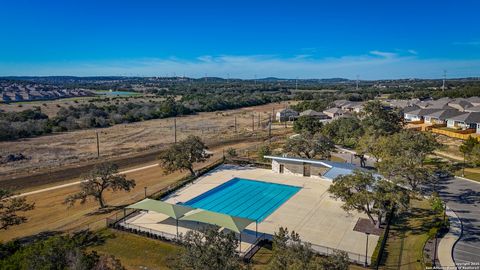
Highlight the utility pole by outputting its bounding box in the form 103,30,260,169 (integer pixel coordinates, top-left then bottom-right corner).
95,131,100,158
174,118,177,143
252,114,255,132
442,70,447,92
254,74,257,86
234,116,237,133
268,114,272,140
356,75,359,90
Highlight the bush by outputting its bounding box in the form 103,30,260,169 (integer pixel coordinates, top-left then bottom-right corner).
257,145,272,162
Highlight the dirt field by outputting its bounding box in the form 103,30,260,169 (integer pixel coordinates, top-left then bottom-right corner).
0,138,272,242
0,102,293,183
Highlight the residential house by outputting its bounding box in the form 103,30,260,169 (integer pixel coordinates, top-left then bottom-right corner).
422,109,464,125
448,98,473,112
340,101,365,113
445,112,480,133
299,109,330,120
276,108,299,122
323,107,347,119
402,106,422,122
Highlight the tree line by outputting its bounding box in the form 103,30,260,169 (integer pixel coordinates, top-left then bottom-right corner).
0,91,286,141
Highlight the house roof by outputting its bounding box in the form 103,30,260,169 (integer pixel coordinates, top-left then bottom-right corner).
402,105,421,114
449,99,473,109
278,108,298,114
300,109,327,117
423,109,464,120
447,112,480,123
333,99,351,107
467,96,480,104
464,105,480,112
323,107,345,114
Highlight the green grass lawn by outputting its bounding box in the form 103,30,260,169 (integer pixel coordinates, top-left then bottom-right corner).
90,229,180,270
380,199,441,270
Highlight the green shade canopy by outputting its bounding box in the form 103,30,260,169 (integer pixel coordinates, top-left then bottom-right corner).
179,209,255,233
127,198,195,220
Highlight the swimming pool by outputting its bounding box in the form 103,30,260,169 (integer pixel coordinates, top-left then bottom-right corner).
183,178,301,222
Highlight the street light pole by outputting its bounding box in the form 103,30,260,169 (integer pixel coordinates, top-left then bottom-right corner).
365,232,370,267
433,232,438,266
463,151,466,177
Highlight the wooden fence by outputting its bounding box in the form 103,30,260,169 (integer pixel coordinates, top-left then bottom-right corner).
430,128,477,140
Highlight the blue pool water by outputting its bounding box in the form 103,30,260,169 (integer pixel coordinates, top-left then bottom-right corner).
184,178,301,222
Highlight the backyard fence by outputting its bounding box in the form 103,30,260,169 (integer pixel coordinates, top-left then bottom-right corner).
430,128,477,140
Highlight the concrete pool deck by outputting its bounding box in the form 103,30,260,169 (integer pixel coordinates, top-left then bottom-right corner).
124,164,379,262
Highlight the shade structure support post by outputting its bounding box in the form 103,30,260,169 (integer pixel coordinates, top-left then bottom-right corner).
176,219,179,238
255,221,258,238
239,233,242,253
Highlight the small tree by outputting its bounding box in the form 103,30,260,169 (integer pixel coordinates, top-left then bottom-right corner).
460,136,480,165
158,135,211,176
293,116,323,135
284,133,334,159
226,147,238,158
0,190,35,230
64,163,136,209
268,227,349,270
258,145,272,162
361,100,403,136
356,133,384,163
377,130,441,191
172,227,242,270
328,170,408,227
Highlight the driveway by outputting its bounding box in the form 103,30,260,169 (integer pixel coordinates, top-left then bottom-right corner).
437,177,480,265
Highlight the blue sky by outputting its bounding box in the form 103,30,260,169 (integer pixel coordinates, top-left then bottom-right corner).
1,0,480,79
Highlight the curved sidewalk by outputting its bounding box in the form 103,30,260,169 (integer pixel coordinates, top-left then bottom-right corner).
438,206,462,269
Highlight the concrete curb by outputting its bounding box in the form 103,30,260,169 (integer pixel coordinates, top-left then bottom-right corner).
455,176,480,185
438,206,463,269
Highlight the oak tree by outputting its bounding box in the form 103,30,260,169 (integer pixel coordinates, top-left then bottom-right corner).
64,163,136,209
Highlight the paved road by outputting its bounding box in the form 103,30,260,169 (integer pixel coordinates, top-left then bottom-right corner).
437,177,480,265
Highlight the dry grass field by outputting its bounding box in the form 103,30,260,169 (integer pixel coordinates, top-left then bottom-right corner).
0,102,293,181
0,138,270,242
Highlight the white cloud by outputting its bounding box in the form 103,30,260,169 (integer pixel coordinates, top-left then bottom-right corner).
369,50,398,59
1,52,480,79
407,49,418,55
